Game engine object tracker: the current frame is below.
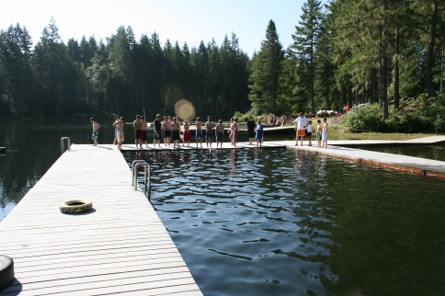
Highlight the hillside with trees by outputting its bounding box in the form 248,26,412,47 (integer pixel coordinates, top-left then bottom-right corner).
1,0,444,131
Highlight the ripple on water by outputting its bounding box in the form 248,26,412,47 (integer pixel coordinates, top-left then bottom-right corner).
131,148,445,296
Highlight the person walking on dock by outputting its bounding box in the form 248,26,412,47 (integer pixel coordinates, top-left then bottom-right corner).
113,117,125,150
90,117,100,146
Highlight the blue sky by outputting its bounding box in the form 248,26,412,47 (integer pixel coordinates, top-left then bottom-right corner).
1,0,306,57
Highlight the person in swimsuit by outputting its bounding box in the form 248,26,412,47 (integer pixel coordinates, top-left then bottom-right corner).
246,117,255,145
113,117,125,150
183,120,191,147
133,115,143,149
195,117,203,148
140,116,149,148
90,117,100,146
205,116,214,148
316,119,322,148
321,117,329,149
171,117,181,148
153,114,162,148
255,118,264,147
215,119,224,148
163,116,172,147
228,117,237,147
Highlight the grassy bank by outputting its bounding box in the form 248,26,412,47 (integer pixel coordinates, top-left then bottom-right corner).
327,118,433,141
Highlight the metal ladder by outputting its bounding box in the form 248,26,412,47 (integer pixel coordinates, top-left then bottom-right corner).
131,160,151,199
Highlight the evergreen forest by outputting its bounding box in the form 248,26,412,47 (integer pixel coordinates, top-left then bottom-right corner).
1,0,444,132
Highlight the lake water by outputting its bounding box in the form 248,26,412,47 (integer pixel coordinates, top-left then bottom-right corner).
1,119,445,295
123,148,445,296
355,144,445,161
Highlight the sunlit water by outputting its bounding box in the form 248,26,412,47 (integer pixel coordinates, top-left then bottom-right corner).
123,148,445,296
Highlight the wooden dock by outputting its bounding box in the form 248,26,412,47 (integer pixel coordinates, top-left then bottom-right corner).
116,135,445,178
0,144,202,295
0,135,444,295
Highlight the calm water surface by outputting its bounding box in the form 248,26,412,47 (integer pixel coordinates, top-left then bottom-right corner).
357,144,445,161
124,149,445,296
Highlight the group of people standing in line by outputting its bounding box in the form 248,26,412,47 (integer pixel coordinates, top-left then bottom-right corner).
90,112,327,149
294,112,329,148
148,114,264,149
90,114,264,150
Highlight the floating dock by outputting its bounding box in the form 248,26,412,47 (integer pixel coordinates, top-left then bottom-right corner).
0,145,203,295
0,136,444,295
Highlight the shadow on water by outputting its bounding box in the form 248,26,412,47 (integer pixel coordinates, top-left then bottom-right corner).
123,148,445,296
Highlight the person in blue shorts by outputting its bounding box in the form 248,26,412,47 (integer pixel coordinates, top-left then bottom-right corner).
90,117,100,146
255,118,264,147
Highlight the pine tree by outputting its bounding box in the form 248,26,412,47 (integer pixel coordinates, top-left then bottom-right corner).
249,20,284,114
289,0,323,114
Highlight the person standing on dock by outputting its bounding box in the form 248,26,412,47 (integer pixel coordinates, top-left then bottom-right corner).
195,117,203,148
171,117,181,148
215,119,224,148
153,114,162,148
113,117,125,150
133,115,143,149
322,117,329,149
316,119,322,148
163,116,172,147
90,117,100,146
294,112,308,146
183,119,191,147
247,117,255,145
205,116,214,148
255,118,264,147
140,116,149,148
306,119,313,146
228,117,237,147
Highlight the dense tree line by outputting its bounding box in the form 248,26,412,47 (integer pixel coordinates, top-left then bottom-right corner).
1,0,444,122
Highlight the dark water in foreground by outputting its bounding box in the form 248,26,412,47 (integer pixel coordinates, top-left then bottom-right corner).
124,148,445,296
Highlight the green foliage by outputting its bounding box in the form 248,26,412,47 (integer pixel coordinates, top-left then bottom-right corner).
342,104,385,131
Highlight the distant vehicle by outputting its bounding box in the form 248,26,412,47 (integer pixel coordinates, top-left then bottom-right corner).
316,110,337,116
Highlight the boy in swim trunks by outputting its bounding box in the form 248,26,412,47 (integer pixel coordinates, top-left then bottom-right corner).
195,117,203,148
90,117,100,146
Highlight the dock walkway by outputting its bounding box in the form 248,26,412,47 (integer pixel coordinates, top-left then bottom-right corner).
0,145,202,295
116,135,445,178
